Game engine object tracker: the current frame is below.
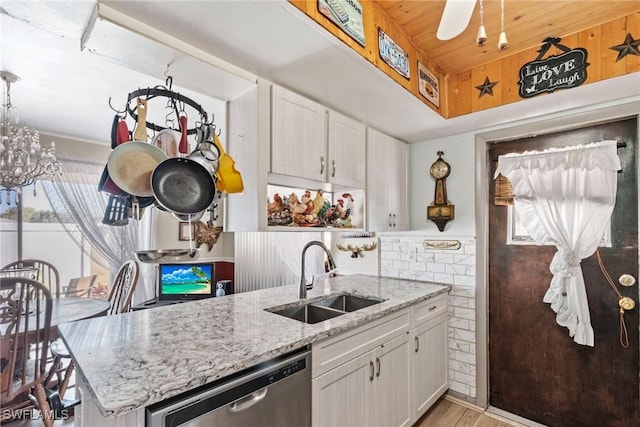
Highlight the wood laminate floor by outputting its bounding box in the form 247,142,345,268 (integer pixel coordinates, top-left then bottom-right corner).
416,397,520,427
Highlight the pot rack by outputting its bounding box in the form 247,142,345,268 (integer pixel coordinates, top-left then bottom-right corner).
109,76,217,137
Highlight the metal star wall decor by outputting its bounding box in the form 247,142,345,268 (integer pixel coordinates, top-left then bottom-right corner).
610,33,640,62
475,76,499,98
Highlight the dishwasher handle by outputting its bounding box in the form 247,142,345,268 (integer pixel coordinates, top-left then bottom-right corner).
228,387,269,412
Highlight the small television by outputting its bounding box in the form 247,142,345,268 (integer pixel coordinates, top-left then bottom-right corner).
158,262,215,301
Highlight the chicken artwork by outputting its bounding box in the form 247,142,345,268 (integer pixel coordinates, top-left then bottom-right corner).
266,189,356,228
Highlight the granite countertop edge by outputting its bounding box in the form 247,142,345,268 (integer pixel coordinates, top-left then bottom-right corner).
58,274,451,418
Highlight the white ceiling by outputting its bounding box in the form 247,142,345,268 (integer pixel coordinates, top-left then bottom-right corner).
1,0,638,146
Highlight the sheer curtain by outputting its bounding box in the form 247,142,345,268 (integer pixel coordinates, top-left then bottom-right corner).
494,140,620,346
42,158,140,283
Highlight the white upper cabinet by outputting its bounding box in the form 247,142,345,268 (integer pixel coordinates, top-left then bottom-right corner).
366,128,409,231
271,85,327,182
327,110,366,188
271,85,366,188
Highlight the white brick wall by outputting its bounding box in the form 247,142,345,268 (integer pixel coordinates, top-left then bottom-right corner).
379,236,477,398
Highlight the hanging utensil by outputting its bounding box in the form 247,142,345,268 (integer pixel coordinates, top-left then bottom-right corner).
110,114,119,149
107,141,168,197
151,157,216,215
133,98,149,142
179,113,189,155
212,133,244,194
117,118,130,145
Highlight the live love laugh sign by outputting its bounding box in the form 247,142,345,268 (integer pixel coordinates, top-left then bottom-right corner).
519,37,589,99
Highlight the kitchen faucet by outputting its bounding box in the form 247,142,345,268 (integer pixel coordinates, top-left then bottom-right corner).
299,241,337,299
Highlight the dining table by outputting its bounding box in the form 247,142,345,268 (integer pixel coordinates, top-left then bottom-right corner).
49,297,111,340
0,297,111,342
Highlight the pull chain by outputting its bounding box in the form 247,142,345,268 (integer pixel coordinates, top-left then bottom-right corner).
596,249,631,348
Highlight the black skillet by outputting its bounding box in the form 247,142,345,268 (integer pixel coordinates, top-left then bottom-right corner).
151,157,216,215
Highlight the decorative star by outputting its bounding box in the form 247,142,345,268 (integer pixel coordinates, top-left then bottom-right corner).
475,76,499,98
610,33,640,62
195,221,223,251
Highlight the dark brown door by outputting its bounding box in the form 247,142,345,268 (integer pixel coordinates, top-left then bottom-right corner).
488,117,638,427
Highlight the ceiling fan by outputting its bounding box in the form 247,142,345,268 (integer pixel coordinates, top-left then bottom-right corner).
436,0,477,40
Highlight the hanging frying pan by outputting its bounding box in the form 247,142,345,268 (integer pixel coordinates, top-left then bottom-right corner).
151,157,216,215
107,141,168,197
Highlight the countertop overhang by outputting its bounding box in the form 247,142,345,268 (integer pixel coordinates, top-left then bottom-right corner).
58,274,450,417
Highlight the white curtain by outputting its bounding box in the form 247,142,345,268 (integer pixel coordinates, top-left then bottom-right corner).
42,158,142,286
494,140,620,346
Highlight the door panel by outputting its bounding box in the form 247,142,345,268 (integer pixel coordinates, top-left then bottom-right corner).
488,118,638,427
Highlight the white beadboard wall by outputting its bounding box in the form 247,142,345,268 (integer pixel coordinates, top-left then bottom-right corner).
234,231,327,293
379,235,477,398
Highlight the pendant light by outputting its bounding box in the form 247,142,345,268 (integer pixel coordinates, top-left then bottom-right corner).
498,0,508,50
476,0,487,46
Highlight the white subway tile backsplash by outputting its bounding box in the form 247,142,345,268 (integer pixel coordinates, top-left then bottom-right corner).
380,235,477,400
435,253,455,264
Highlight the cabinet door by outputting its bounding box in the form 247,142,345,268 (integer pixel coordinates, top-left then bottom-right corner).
387,138,409,230
312,350,375,427
410,313,448,421
366,128,409,231
271,85,327,181
366,128,392,231
374,333,412,427
328,110,366,188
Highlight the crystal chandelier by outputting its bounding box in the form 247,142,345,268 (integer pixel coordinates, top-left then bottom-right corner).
0,71,61,204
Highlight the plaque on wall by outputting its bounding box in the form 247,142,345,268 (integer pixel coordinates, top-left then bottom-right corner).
378,29,410,79
519,37,588,99
418,61,440,107
318,0,365,46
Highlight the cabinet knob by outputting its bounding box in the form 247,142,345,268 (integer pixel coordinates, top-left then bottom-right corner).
369,360,375,381
320,156,325,175
388,214,393,227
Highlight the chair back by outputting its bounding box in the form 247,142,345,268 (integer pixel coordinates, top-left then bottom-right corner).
107,261,139,315
2,259,61,298
64,275,98,298
0,277,52,405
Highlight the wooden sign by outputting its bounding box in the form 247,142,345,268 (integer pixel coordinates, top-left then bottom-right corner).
318,0,365,46
519,37,588,99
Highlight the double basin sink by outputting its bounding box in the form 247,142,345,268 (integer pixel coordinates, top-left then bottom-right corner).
266,294,384,324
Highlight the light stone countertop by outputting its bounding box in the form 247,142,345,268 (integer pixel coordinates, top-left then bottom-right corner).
57,274,450,418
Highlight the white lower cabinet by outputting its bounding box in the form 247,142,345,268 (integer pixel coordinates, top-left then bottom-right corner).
312,294,448,427
312,334,411,427
410,312,448,421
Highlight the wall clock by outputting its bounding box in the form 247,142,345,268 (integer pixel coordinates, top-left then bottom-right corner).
427,151,455,231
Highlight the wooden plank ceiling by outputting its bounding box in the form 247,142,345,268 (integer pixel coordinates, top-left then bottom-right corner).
376,0,640,75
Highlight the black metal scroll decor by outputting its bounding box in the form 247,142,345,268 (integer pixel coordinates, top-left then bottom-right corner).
518,37,589,99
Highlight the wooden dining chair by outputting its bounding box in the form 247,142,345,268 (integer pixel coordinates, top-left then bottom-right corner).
107,260,140,315
63,275,97,298
47,261,139,410
0,277,55,426
2,259,61,299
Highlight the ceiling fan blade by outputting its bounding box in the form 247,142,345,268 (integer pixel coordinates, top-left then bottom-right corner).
436,0,477,41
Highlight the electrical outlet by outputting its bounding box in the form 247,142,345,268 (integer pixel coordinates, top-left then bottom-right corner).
407,246,416,261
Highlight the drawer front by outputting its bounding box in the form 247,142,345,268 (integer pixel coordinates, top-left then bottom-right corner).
312,308,411,378
413,294,448,326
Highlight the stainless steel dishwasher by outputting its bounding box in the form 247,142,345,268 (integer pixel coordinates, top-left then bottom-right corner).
146,347,311,427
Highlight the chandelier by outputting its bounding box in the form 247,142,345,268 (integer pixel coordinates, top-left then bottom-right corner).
0,71,61,204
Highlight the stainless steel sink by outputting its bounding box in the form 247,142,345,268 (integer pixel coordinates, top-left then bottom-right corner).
266,293,384,324
311,294,383,312
269,304,345,324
